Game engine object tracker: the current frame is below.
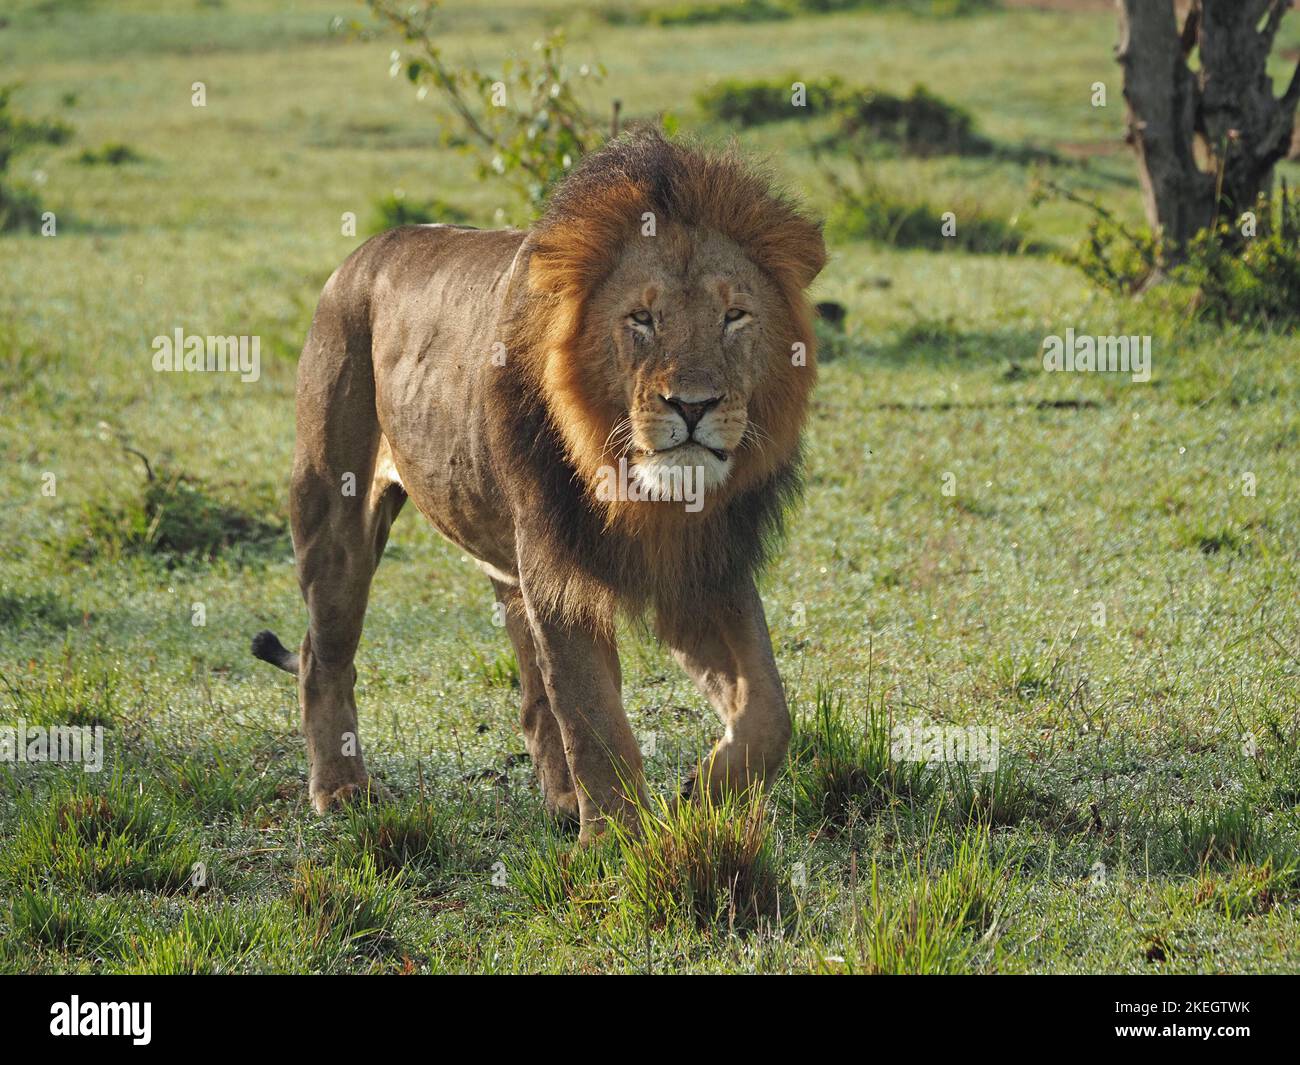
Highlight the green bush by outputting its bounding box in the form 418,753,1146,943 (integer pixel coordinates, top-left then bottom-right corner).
1056,183,1300,325
838,85,990,157
369,191,472,233
0,84,73,233
364,4,606,220
58,461,284,564
826,173,1029,252
697,75,844,127
605,0,998,28
638,0,792,27
75,142,145,166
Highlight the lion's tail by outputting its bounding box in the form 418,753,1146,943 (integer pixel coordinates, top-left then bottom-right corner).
251,630,300,676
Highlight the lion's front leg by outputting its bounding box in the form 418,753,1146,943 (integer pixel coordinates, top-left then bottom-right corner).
490,578,579,823
659,577,791,799
518,586,646,843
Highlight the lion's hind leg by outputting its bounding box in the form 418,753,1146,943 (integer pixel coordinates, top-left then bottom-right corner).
491,579,579,824
283,306,406,814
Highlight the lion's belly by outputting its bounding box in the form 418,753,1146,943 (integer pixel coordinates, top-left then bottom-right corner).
367,225,526,581
386,423,517,582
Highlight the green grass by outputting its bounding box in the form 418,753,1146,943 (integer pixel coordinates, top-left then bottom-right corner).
0,0,1297,973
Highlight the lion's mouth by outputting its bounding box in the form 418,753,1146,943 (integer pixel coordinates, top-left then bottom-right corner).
642,442,730,463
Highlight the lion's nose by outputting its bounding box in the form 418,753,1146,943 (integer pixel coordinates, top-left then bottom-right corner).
660,394,722,434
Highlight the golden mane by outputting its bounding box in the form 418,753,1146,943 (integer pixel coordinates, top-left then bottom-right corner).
494,129,827,634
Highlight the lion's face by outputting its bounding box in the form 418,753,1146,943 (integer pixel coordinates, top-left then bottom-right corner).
585,226,785,499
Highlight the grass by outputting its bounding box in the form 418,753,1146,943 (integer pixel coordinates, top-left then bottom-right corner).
0,0,1296,974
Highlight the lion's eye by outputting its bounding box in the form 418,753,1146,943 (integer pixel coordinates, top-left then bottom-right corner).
628,310,654,329
724,308,750,328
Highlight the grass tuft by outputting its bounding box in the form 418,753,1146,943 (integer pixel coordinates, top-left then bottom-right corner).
335,797,466,881
9,888,120,953
289,854,405,951
838,825,1012,974
614,787,784,933
6,773,201,894
1,660,119,727
788,683,933,828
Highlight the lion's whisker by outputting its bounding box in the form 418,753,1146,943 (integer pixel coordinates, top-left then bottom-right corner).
602,415,635,459
741,421,773,456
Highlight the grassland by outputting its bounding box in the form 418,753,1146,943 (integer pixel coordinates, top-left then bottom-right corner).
1,0,1297,973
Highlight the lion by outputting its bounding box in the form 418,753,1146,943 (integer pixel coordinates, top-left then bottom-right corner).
251,130,827,841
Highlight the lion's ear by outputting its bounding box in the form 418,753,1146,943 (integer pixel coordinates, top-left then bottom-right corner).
781,218,828,291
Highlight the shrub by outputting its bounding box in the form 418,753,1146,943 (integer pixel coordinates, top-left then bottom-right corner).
0,84,73,233
58,457,284,564
1043,177,1300,325
837,84,990,157
638,0,792,26
75,142,145,166
369,191,472,233
604,0,998,27
362,3,606,220
696,75,843,126
826,175,1027,251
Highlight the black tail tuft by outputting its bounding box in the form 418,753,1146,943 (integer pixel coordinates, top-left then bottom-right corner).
251,630,300,676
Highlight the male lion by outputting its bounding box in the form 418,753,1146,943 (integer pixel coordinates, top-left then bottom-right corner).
252,130,826,841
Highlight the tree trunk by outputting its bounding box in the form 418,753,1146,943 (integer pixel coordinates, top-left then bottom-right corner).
1116,0,1300,253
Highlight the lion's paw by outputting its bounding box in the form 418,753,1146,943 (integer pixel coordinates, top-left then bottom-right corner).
310,777,391,815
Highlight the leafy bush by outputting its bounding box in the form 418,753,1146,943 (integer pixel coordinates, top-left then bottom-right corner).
837,84,990,157
696,75,844,127
361,2,607,220
369,191,472,233
58,458,284,564
1177,210,1300,326
1044,178,1300,325
0,84,73,233
604,0,997,27
75,142,145,166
